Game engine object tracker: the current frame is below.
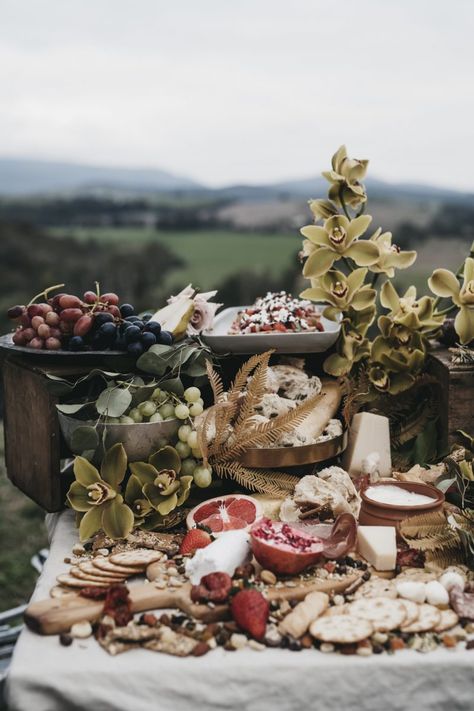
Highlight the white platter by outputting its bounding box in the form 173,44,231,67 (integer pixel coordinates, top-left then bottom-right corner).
202,305,341,354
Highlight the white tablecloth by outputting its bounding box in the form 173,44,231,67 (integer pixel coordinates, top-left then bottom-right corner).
6,511,474,711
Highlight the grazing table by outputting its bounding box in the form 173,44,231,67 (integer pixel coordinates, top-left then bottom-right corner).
5,511,474,711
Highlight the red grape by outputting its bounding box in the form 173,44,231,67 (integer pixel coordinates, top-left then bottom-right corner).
59,294,83,309
20,314,31,327
59,321,73,334
60,308,83,322
22,328,35,342
12,330,26,345
40,302,53,314
28,337,44,349
74,314,93,337
50,293,66,310
45,337,62,350
31,315,45,330
7,305,25,320
83,291,98,304
27,304,44,318
37,323,51,339
45,311,60,326
101,293,119,306
49,327,62,339
107,305,121,318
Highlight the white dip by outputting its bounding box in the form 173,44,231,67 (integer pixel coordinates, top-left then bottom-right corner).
365,485,434,507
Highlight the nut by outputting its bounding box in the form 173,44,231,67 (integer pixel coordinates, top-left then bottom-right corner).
230,633,248,650
356,642,373,657
248,639,265,651
260,570,277,586
70,621,93,639
333,595,345,607
59,633,73,647
192,642,210,657
319,642,335,653
72,544,86,556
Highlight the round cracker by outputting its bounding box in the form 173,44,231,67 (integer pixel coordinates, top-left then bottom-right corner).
57,574,108,588
109,549,164,567
310,615,373,644
92,557,143,576
50,585,79,599
434,609,459,633
70,567,124,584
354,578,397,600
78,562,125,579
398,599,420,627
401,604,441,633
349,597,406,632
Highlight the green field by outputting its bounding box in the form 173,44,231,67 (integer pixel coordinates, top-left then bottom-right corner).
50,227,300,294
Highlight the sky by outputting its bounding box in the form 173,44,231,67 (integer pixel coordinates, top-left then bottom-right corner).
1,0,473,190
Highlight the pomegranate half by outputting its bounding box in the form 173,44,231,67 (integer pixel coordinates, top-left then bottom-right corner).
250,518,325,575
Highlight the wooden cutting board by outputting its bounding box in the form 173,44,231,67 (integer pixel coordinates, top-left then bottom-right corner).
24,572,359,636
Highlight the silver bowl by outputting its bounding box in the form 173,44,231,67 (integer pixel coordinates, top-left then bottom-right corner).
58,413,180,462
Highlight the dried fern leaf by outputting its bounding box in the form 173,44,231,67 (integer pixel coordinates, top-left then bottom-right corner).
206,360,225,403
213,460,298,497
233,352,271,434
426,547,464,568
208,401,237,456
229,351,274,397
399,511,448,539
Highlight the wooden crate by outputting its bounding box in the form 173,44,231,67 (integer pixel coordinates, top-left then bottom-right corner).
428,345,474,450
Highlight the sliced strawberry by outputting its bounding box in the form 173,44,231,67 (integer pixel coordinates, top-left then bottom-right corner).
179,529,212,555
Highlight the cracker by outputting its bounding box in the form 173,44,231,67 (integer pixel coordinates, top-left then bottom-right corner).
310,615,373,644
401,604,441,633
70,567,124,584
109,549,164,567
79,562,125,579
92,557,143,576
398,599,419,626
434,609,459,633
354,578,397,600
349,597,406,632
57,574,108,588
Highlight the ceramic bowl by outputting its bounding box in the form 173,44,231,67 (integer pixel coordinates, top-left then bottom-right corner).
359,480,444,527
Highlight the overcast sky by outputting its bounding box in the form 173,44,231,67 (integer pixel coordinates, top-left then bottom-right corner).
1,0,473,189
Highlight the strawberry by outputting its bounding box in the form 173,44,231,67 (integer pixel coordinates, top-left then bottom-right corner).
230,589,269,641
179,529,212,556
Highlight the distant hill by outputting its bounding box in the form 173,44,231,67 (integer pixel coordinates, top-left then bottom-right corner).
0,157,471,204
0,158,201,196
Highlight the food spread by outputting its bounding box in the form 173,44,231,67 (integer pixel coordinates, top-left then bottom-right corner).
229,292,324,334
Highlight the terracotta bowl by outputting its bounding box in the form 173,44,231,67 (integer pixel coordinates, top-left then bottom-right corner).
359,480,444,528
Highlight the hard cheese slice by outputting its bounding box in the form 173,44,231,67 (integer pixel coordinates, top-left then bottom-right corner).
357,525,396,571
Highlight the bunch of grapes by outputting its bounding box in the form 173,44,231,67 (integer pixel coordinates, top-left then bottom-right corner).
7,286,173,355
103,385,211,488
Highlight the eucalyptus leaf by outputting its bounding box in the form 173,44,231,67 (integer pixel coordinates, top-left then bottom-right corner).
70,425,100,453
136,344,178,375
131,384,159,406
160,377,184,397
56,402,90,414
96,387,132,417
436,476,456,494
185,354,208,377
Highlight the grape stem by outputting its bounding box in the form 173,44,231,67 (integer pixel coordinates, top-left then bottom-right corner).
27,283,65,306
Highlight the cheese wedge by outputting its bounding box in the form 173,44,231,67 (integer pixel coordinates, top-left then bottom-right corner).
357,525,397,571
342,412,391,478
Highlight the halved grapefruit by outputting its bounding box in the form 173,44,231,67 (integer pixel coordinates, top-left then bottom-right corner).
186,494,263,533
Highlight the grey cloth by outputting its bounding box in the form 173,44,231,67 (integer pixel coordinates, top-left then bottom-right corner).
6,511,474,711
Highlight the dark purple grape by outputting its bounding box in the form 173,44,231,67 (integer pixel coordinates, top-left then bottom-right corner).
94,312,114,327
141,313,152,322
141,332,157,349
68,336,84,351
7,305,25,320
127,341,144,356
125,325,142,343
158,330,173,346
125,315,141,323
119,304,135,318
144,321,161,336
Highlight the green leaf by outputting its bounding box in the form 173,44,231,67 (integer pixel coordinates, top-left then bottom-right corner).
56,402,90,414
160,377,184,396
100,443,128,490
79,505,103,541
70,425,99,454
136,344,175,375
73,456,100,486
96,387,132,417
101,497,134,539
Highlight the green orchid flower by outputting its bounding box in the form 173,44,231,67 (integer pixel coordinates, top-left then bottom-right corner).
129,446,193,518
368,335,426,395
324,324,371,377
322,145,368,208
368,229,417,277
301,214,379,278
67,443,134,541
428,257,474,344
380,282,444,334
308,199,338,222
301,268,376,316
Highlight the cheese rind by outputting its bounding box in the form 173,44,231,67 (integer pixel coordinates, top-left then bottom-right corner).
357,525,397,571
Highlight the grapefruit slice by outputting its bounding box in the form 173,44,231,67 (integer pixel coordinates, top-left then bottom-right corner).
186,494,263,533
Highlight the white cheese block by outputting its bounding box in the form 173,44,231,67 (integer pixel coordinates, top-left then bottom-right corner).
357,525,397,571
342,412,391,478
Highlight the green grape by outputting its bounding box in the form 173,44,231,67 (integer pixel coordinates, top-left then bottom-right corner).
149,412,164,423
187,431,198,449
197,398,204,407
189,402,203,417
128,408,143,423
158,403,175,419
119,415,135,424
178,424,192,443
175,441,191,458
106,416,120,424
174,403,190,420
193,465,212,488
139,400,157,418
191,446,203,459
184,386,201,404
151,388,167,404
181,457,197,476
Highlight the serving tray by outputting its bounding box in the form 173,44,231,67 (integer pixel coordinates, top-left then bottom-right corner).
239,431,347,468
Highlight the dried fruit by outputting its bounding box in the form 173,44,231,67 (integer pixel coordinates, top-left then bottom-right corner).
250,518,324,575
59,633,73,647
103,584,132,627
179,529,212,556
230,589,269,641
191,572,233,604
80,586,109,600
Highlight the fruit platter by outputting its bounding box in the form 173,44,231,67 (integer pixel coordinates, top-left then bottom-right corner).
3,145,474,703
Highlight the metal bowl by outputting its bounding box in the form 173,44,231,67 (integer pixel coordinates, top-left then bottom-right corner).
58,413,180,462
239,431,347,469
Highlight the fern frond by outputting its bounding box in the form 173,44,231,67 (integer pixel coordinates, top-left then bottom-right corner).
228,351,274,397
233,352,271,433
213,460,298,497
206,360,225,403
